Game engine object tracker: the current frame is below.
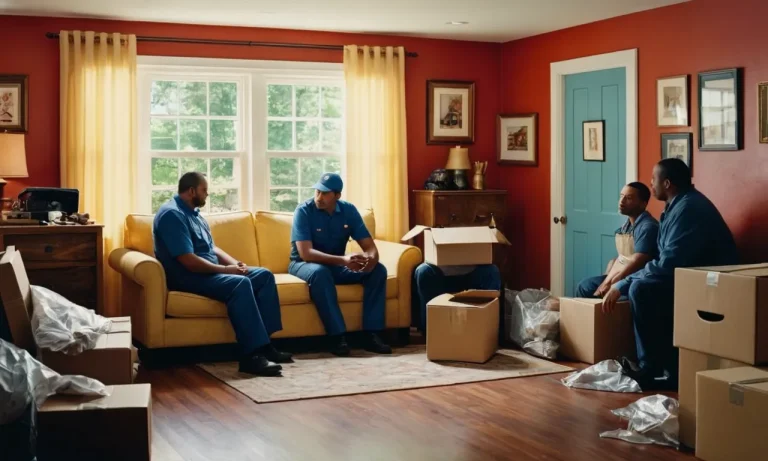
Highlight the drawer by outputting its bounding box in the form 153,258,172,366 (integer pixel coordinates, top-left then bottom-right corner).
433,195,506,227
5,233,96,262
27,266,98,310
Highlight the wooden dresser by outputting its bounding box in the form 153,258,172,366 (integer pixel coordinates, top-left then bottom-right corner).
0,225,103,313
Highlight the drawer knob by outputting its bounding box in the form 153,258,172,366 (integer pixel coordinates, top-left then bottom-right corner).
450,213,457,221
44,245,54,253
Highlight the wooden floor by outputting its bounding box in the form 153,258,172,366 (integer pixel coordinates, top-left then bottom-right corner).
142,342,694,461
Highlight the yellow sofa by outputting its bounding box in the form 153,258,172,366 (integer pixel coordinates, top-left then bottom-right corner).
108,209,422,349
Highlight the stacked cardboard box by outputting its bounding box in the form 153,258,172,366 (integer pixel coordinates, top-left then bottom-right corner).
559,297,636,364
673,264,768,456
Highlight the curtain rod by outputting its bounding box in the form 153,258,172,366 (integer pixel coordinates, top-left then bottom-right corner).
45,32,418,57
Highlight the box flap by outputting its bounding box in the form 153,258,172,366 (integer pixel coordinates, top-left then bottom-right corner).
0,247,35,352
431,227,505,245
565,297,603,306
401,225,429,241
699,367,768,390
428,290,498,308
108,317,132,334
40,384,151,412
688,263,768,277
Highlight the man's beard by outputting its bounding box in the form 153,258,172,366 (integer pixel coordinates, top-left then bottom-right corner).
192,196,205,208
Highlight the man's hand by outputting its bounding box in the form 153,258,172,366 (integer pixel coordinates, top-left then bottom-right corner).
224,264,248,275
343,253,368,272
601,287,621,314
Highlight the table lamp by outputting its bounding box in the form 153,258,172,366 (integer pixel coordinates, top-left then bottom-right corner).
445,145,471,190
0,133,29,208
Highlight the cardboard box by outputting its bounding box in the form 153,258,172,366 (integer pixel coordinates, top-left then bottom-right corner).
674,264,768,364
37,383,152,461
427,290,499,363
677,348,749,449
0,246,36,351
559,297,636,364
695,367,768,461
402,225,510,266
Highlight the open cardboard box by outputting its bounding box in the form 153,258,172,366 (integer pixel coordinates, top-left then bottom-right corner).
402,225,510,266
427,290,500,363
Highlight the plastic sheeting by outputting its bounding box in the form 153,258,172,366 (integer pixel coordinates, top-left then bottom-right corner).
31,285,112,355
561,359,642,393
0,338,109,425
600,394,680,448
505,289,560,359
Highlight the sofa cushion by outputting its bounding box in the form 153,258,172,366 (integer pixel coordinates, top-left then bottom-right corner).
125,214,154,255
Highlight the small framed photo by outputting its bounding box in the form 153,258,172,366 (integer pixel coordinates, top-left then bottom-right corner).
427,80,475,145
497,113,537,166
698,68,742,151
661,133,693,169
759,82,768,143
657,75,689,127
582,120,605,162
0,74,28,133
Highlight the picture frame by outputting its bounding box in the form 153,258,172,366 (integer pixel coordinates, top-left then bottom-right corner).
759,82,768,143
426,80,475,145
657,75,689,127
661,133,693,170
698,68,742,151
497,113,537,166
582,120,605,162
0,74,28,133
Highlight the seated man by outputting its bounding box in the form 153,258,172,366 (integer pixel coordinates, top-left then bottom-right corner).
576,182,659,298
602,159,738,389
153,172,292,377
288,173,391,356
413,264,501,334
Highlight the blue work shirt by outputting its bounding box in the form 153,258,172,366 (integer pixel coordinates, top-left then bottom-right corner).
290,199,371,262
153,195,217,286
614,188,738,295
617,210,659,258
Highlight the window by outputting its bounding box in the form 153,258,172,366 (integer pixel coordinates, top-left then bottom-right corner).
138,58,344,214
266,83,344,211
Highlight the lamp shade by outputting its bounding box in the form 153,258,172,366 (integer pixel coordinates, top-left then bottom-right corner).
445,145,471,170
0,133,28,178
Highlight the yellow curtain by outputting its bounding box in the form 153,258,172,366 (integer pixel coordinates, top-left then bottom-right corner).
60,31,137,317
344,45,409,242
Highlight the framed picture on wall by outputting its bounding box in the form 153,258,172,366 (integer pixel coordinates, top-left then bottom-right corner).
698,68,742,151
582,120,605,161
657,75,689,127
759,82,768,143
497,113,537,166
426,80,475,144
661,133,693,170
0,74,28,133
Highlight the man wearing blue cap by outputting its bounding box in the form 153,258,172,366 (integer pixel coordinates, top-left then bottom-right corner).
288,173,391,356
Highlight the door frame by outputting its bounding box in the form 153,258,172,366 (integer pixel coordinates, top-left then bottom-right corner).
550,49,638,297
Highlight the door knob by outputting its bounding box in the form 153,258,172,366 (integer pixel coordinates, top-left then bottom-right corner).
554,216,568,225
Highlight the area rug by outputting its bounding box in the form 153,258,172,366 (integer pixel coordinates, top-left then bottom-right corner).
198,346,573,403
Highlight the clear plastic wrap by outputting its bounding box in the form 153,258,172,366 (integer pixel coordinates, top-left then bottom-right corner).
505,288,560,359
31,285,112,355
0,338,109,425
599,394,680,448
561,359,642,393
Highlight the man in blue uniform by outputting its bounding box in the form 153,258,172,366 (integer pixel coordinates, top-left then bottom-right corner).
153,172,291,377
602,159,738,389
576,182,659,298
289,173,391,356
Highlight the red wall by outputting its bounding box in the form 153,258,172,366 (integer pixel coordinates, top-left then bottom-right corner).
0,15,501,220
500,0,768,290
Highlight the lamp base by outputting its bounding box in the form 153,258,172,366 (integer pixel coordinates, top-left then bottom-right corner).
450,169,469,190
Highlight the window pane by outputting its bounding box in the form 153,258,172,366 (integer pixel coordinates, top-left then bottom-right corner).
296,86,319,117
322,121,342,153
210,82,237,116
179,120,207,151
300,157,323,187
270,158,298,186
152,158,179,186
268,84,292,117
180,158,207,176
150,118,177,150
211,158,235,186
150,81,178,115
151,190,175,213
324,157,342,174
321,86,343,118
267,121,293,151
209,189,239,213
179,82,206,116
211,120,236,151
296,121,320,151
299,188,315,203
270,189,299,212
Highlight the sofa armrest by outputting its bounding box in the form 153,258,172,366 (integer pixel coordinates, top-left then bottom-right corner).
108,248,167,348
375,239,422,327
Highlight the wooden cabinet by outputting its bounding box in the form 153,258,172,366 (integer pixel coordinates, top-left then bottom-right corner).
0,225,103,313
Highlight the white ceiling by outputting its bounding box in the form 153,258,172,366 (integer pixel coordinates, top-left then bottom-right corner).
1,0,688,43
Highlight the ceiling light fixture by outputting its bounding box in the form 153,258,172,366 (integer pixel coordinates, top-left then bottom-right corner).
446,21,469,26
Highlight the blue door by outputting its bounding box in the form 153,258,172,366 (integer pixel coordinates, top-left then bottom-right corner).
564,68,626,296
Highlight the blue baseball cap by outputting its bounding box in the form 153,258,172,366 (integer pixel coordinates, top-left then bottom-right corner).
313,173,343,193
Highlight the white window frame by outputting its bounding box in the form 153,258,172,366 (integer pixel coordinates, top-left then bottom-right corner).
137,56,343,213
